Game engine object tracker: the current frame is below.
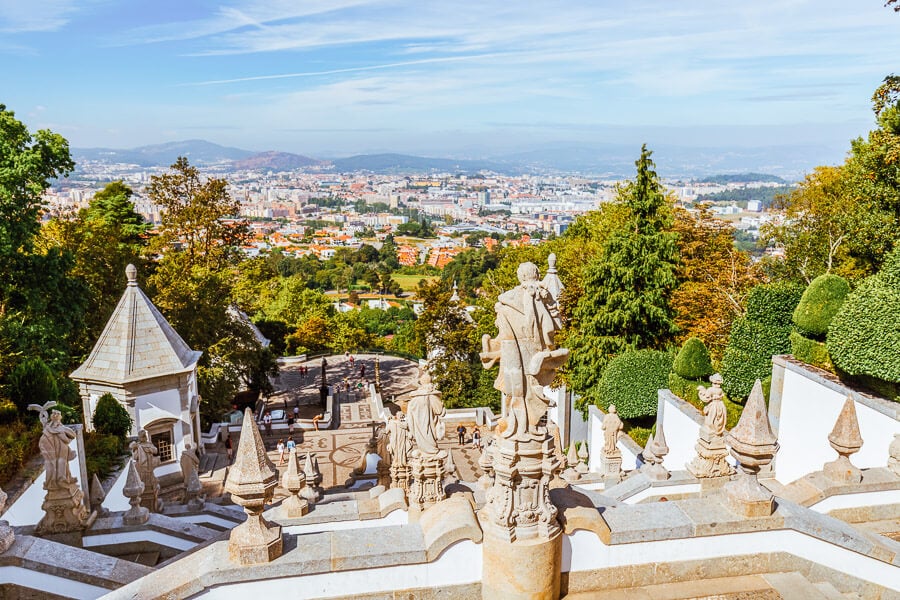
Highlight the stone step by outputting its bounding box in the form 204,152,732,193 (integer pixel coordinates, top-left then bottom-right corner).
762,572,829,599
813,582,848,600
563,573,784,599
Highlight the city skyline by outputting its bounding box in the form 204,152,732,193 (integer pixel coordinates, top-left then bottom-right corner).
2,1,899,159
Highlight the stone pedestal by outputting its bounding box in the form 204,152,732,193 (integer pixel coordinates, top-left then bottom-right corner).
723,469,774,517
687,432,734,478
319,385,329,408
600,452,623,485
823,455,862,484
481,526,562,600
408,450,446,520
36,480,91,535
229,511,283,564
389,463,411,493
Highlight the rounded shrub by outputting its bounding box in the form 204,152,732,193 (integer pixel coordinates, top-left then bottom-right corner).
597,349,673,420
672,337,714,380
721,316,793,400
7,357,58,413
92,393,133,439
792,274,850,338
827,261,900,384
790,330,833,371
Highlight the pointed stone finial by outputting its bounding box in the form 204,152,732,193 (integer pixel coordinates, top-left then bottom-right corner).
541,253,564,301
0,486,13,553
477,440,494,489
125,264,138,286
566,444,578,468
576,441,589,474
90,474,109,517
824,396,864,484
122,461,149,526
723,380,779,517
450,280,460,302
444,447,459,484
547,253,557,272
641,424,670,481
224,408,282,564
561,443,581,483
300,452,322,504
280,448,309,518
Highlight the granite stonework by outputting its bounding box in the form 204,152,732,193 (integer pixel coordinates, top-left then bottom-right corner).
0,486,13,553
823,395,865,484
687,374,735,479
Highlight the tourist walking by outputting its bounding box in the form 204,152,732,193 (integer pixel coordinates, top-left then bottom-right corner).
286,437,296,453
293,405,300,420
277,439,285,465
225,436,233,462
457,424,466,445
472,428,481,449
263,411,272,436
288,414,295,435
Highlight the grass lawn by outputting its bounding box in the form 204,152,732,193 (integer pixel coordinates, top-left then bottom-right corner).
392,274,439,292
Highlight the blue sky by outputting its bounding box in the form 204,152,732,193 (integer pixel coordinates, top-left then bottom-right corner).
1,1,899,157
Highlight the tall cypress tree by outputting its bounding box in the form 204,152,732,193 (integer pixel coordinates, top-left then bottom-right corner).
568,145,680,410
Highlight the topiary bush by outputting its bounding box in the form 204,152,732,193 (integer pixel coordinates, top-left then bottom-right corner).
92,393,133,441
721,282,802,401
790,330,833,371
597,349,673,420
7,357,58,413
672,337,714,380
792,274,850,338
828,249,900,386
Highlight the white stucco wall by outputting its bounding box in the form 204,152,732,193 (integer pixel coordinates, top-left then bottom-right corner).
4,436,81,526
136,388,183,431
0,567,108,600
193,539,482,599
774,365,899,485
657,392,702,473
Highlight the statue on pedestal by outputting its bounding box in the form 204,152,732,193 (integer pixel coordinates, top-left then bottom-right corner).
478,261,568,541
28,402,90,535
478,260,570,600
181,444,203,509
687,373,735,478
407,369,448,514
0,486,13,553
130,430,160,512
386,411,412,491
601,405,624,483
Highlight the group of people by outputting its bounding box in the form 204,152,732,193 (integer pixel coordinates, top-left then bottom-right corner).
276,437,297,465
455,424,482,449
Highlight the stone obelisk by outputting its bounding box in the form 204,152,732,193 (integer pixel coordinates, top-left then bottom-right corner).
479,261,569,600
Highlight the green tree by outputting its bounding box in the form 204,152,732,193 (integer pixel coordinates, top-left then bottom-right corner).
567,146,680,410
92,393,133,439
7,356,58,413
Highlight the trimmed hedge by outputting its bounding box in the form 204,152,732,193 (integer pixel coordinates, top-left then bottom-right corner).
92,393,133,439
672,337,714,380
721,282,802,401
792,274,850,338
668,372,702,405
790,330,833,371
597,349,673,420
828,251,900,385
84,431,126,480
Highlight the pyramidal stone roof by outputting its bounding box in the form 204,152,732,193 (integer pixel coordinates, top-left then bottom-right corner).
71,264,202,385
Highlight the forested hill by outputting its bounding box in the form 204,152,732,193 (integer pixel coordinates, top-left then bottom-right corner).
698,173,788,184
696,185,795,207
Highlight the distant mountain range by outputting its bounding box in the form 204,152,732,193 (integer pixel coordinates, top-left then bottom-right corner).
72,139,841,179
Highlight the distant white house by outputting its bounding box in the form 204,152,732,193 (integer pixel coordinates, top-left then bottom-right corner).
71,265,204,480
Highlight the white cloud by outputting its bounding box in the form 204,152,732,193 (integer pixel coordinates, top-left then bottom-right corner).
0,0,77,32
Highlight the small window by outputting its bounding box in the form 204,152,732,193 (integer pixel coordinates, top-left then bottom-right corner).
150,429,175,463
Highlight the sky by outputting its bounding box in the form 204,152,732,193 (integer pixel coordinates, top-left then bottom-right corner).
1,0,899,158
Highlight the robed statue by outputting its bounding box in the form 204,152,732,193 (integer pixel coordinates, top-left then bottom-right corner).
698,373,727,438
29,402,77,490
480,262,568,440
130,430,160,490
406,370,446,457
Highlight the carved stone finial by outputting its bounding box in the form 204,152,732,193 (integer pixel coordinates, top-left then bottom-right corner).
280,448,309,519
125,264,138,286
122,461,149,526
576,441,589,475
223,408,282,565
890,433,900,477
90,474,109,517
641,424,670,481
561,442,581,483
477,439,494,489
824,396,864,484
723,380,779,517
130,429,160,512
299,452,323,504
0,486,13,554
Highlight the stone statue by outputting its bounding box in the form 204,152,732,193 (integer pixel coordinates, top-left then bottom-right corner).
27,402,90,534
602,405,623,457
130,430,160,511
687,373,735,478
698,373,727,438
29,404,77,490
406,370,446,457
0,486,13,553
180,444,200,484
386,411,412,491
480,262,568,440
